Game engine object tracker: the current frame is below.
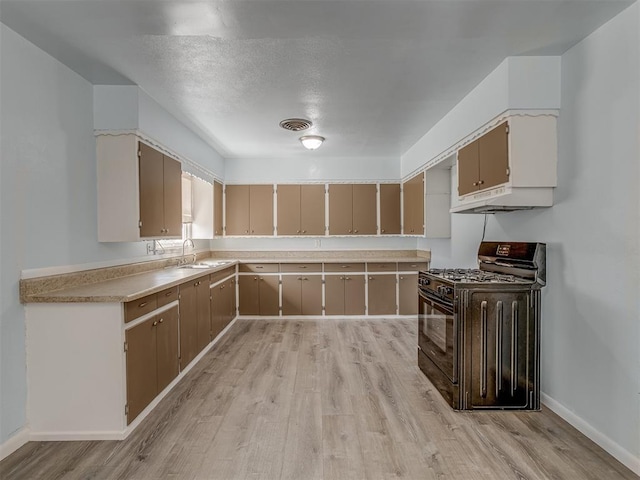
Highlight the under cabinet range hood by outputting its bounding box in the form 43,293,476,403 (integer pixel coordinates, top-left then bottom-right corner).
450,185,554,214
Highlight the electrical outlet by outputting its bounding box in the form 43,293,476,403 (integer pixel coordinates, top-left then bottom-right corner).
146,242,154,254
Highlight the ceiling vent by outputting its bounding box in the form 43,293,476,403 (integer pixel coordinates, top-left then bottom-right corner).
279,118,312,132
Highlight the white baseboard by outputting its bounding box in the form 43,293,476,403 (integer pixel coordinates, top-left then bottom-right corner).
0,427,30,462
541,392,640,476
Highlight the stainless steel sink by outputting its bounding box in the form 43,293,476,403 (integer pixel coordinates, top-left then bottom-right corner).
179,260,233,269
178,264,213,269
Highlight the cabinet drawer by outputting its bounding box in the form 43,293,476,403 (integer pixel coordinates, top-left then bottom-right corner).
157,286,178,307
210,266,236,284
367,262,397,272
125,293,158,323
398,262,428,271
239,263,279,273
324,263,365,272
280,263,322,273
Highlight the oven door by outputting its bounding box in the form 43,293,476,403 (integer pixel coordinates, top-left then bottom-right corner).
418,292,457,383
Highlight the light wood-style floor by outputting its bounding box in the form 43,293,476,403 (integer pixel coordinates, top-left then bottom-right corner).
1,318,637,480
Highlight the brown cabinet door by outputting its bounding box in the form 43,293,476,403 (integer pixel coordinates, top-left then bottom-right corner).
379,183,401,234
281,275,302,315
249,185,274,235
367,274,397,315
126,317,157,424
398,273,418,315
156,306,179,393
258,275,280,315
162,155,182,237
238,275,260,315
277,185,301,235
352,184,377,235
301,275,323,315
300,184,325,235
324,275,345,315
138,143,165,237
225,185,250,235
179,282,198,370
479,121,509,191
214,181,223,236
328,184,353,235
403,173,424,235
457,139,480,196
195,279,211,353
344,275,366,315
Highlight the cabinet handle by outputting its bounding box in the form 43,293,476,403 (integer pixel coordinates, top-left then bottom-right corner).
253,277,258,281
341,265,349,269
400,276,404,280
368,277,373,280
296,230,301,233
245,230,249,234
251,230,255,233
152,321,158,326
255,266,264,269
345,277,351,281
381,229,385,233
297,277,302,281
354,229,358,233
138,302,148,308
165,291,172,296
302,230,306,233
260,278,264,281
299,265,307,269
473,182,478,186
303,277,308,281
159,318,164,324
220,285,225,289
478,180,485,185
348,229,352,233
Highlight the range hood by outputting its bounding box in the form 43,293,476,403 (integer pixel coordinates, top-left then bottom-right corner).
450,185,554,214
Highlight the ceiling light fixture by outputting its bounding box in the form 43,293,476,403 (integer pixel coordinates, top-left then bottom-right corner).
299,135,325,150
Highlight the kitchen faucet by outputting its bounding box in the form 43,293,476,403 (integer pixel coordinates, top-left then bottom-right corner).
180,238,195,265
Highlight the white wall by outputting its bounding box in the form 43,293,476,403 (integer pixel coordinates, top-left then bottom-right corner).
224,156,400,183
421,4,640,471
0,25,221,446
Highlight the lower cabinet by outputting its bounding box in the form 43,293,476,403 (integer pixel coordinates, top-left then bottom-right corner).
211,276,237,338
398,273,419,315
238,275,279,315
125,305,179,424
325,274,366,315
281,275,323,315
179,275,211,371
367,274,397,315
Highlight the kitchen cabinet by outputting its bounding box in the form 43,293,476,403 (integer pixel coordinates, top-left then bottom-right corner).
328,184,376,235
277,184,325,236
125,305,179,424
211,275,237,338
379,183,401,234
138,143,182,238
238,274,279,315
458,121,509,196
214,181,223,236
97,134,182,242
367,274,397,315
179,275,211,370
403,172,424,235
225,184,274,235
281,264,323,315
325,274,366,315
398,273,418,315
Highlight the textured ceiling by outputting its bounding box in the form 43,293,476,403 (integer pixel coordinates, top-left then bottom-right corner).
0,0,632,159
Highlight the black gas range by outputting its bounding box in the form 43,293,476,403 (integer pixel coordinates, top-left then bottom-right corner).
417,242,546,410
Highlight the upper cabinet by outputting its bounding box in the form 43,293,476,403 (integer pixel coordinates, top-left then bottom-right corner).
328,184,377,235
403,173,424,235
457,121,509,196
379,184,401,235
452,114,558,213
225,184,274,235
97,134,182,242
277,184,325,236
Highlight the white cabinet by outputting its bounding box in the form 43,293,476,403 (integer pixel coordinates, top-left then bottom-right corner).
96,133,182,242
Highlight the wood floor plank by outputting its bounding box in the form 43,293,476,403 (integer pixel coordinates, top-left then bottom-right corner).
2,318,638,480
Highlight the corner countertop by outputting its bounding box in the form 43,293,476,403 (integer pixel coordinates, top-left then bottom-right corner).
21,252,429,304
